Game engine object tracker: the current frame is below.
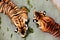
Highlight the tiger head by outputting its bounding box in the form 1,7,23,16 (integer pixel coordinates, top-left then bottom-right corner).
33,11,46,23
13,6,29,38
33,11,48,32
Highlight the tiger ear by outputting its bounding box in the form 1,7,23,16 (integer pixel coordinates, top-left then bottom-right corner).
40,11,46,16
34,11,40,16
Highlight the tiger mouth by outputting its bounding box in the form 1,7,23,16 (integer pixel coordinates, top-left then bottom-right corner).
20,27,28,38
21,25,28,37
20,30,27,38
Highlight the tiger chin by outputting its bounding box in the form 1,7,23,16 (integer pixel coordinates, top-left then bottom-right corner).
33,11,60,38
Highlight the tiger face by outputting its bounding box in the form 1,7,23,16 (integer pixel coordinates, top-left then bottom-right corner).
33,11,53,32
12,7,29,37
19,8,28,37
33,11,46,22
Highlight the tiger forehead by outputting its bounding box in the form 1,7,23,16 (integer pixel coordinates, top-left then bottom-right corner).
34,13,45,20
20,6,28,11
12,16,24,27
34,12,45,17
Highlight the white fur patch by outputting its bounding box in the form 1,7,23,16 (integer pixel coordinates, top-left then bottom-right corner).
15,28,17,32
33,19,37,23
26,24,27,27
21,34,25,37
22,17,27,21
25,19,28,22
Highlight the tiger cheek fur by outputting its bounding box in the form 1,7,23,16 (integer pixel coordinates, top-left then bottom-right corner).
33,11,60,38
0,0,28,37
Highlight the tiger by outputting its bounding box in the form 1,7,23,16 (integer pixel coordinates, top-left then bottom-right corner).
0,0,29,37
33,11,60,38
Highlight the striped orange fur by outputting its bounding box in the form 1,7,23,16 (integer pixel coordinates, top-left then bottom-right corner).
33,11,60,38
0,0,29,37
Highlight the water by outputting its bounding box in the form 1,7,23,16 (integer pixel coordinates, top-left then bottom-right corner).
0,0,60,40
